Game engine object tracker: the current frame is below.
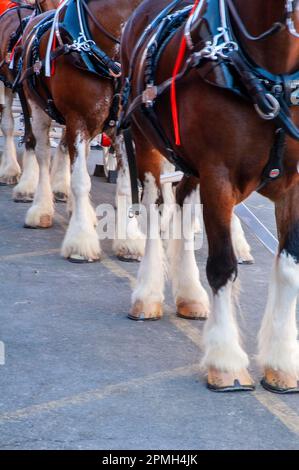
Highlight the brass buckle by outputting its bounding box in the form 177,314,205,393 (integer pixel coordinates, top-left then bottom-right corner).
33,61,43,75
142,84,158,107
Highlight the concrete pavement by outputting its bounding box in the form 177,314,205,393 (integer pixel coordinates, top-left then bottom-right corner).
0,165,299,449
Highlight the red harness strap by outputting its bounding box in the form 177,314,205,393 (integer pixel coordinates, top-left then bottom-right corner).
51,32,57,76
50,0,65,76
8,35,22,66
171,0,200,146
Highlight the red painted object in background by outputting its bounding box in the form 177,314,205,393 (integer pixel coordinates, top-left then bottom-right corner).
0,1,18,17
101,133,112,147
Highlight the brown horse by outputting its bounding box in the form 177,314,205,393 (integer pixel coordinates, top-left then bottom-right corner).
0,1,34,185
0,0,59,189
120,0,299,393
17,0,144,263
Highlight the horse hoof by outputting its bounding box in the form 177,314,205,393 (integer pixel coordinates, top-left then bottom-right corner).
261,368,299,394
128,300,163,321
0,175,20,186
14,193,34,203
68,254,98,264
176,301,208,320
24,215,53,229
238,258,255,265
38,215,52,228
117,255,141,263
54,192,68,203
207,367,255,392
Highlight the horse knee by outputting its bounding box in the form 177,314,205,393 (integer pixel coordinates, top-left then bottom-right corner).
282,221,299,265
207,246,237,292
24,132,36,151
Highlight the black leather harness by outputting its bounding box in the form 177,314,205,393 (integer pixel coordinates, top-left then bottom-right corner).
57,0,121,79
17,0,121,124
0,4,34,88
120,0,299,205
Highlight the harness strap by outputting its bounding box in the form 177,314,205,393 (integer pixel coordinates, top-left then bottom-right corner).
17,84,36,149
126,0,185,84
103,80,121,131
226,0,285,41
228,50,299,140
120,0,299,205
16,5,23,33
227,51,279,117
122,45,299,144
45,0,69,77
18,44,70,84
171,0,200,145
257,128,286,191
89,43,121,77
0,6,33,74
123,127,140,207
121,50,198,205
122,54,197,128
81,0,120,45
144,105,197,176
275,98,299,140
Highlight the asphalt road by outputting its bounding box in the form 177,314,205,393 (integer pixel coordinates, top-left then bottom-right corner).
0,151,299,449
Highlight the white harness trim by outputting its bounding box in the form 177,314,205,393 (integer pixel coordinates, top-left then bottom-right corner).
45,0,69,77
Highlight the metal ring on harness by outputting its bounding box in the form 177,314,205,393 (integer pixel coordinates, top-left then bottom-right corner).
109,62,121,78
254,94,281,120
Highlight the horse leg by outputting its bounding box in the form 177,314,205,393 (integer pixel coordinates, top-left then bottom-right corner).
167,179,210,320
112,134,145,261
0,81,4,106
258,184,299,393
160,165,253,264
24,102,53,228
160,159,176,233
231,214,254,264
0,87,21,185
130,172,165,320
51,129,70,203
129,128,165,320
61,129,100,262
13,147,39,203
13,90,38,203
201,178,254,391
